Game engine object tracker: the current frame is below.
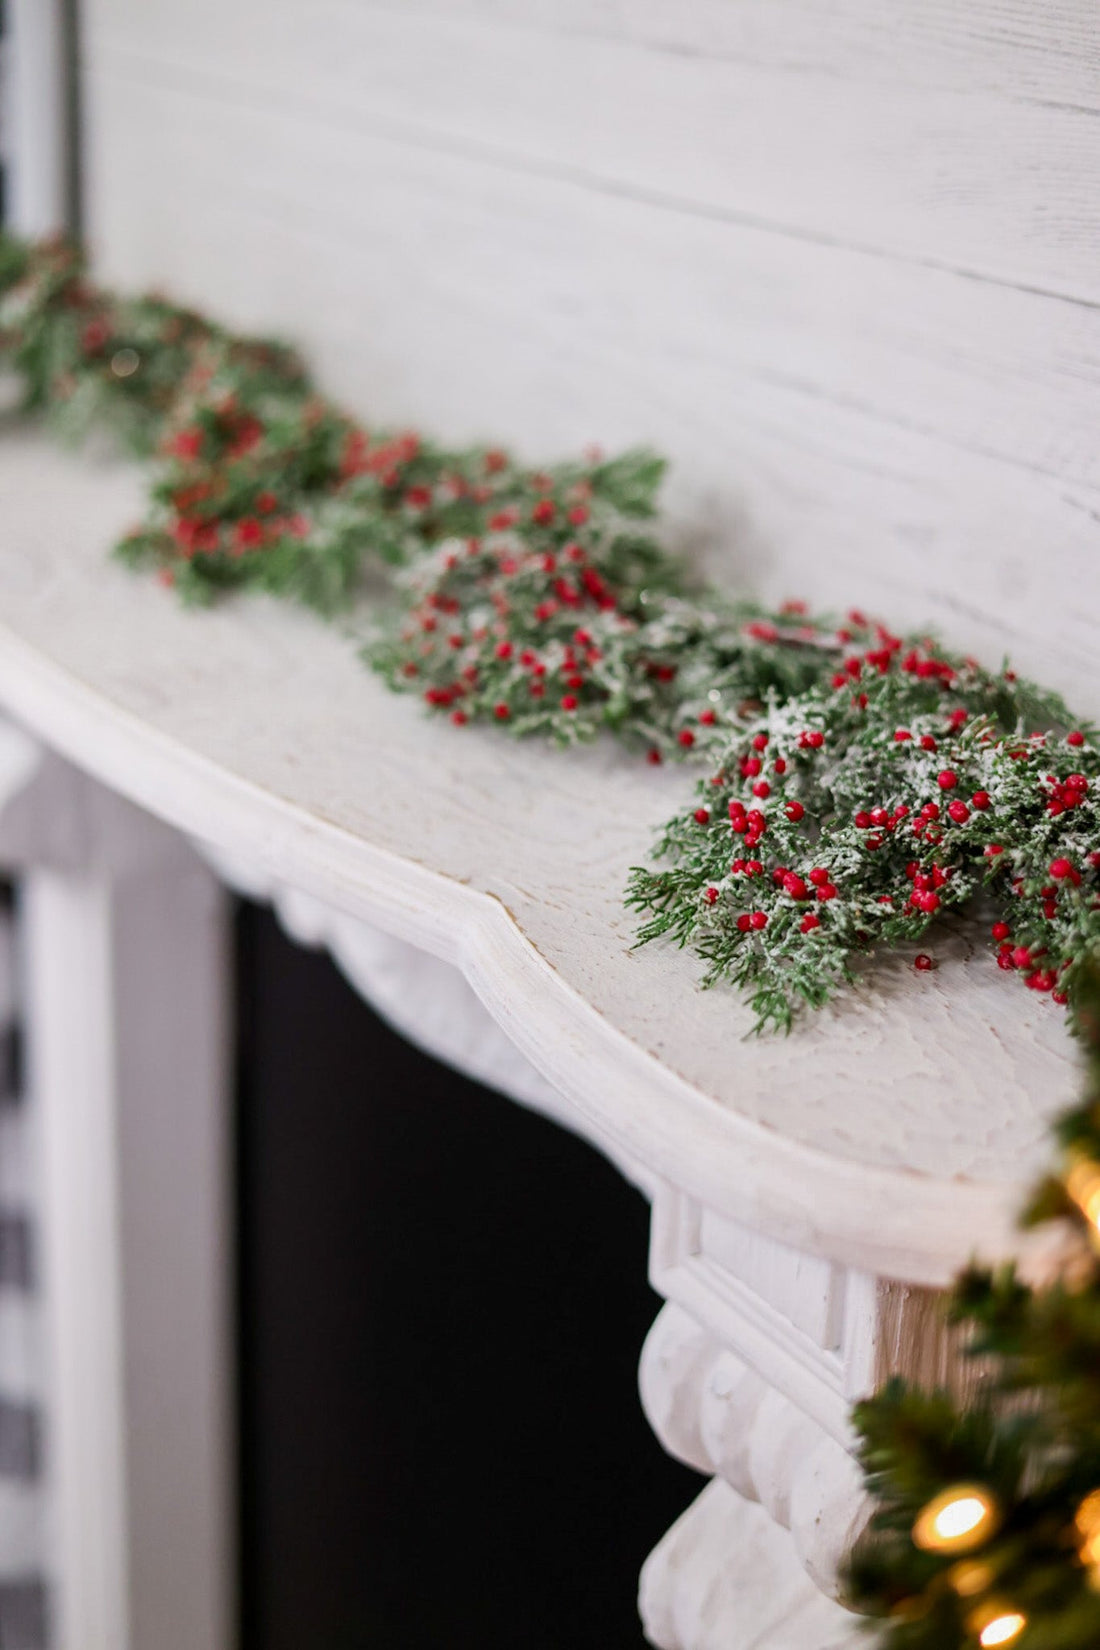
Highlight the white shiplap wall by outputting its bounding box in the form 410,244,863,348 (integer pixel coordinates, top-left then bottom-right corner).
79,1,1100,713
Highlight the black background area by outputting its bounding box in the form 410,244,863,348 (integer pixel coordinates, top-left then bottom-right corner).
235,900,701,1650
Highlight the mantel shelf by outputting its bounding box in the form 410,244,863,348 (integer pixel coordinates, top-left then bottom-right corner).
0,427,1076,1286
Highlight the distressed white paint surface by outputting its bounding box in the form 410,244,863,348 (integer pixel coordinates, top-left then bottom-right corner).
0,431,1078,1285
76,1,1100,713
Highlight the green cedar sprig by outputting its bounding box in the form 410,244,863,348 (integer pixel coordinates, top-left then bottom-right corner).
4,230,1100,1035
628,626,1100,1032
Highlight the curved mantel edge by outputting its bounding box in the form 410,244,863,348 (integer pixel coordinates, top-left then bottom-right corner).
203,839,655,1196
0,619,1027,1288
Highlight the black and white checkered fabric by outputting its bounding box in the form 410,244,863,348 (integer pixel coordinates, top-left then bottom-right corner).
0,885,48,1649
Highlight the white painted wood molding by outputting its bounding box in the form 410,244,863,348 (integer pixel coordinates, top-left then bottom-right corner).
0,738,234,1650
3,0,68,236
0,433,1071,1288
0,432,1069,1646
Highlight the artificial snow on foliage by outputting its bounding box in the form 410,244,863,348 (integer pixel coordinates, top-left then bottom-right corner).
2,232,1098,1036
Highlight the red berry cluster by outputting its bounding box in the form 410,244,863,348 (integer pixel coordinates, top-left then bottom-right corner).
9,235,1100,1035
633,622,1100,1030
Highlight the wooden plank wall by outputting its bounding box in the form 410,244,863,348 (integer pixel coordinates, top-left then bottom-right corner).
79,1,1100,713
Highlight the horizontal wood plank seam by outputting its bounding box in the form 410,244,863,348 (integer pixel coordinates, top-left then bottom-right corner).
87,44,1100,316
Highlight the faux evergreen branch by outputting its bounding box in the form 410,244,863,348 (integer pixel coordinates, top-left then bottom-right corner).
367,531,834,752
628,628,1100,1033
3,230,1099,1037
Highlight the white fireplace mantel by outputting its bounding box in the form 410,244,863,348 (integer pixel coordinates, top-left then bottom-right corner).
0,427,1078,1650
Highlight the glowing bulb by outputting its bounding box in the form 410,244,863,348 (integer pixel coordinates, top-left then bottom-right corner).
1076,1488,1100,1539
1066,1156,1100,1234
978,1612,1026,1647
1075,1489,1100,1573
936,1498,987,1540
947,1559,993,1598
912,1484,1000,1554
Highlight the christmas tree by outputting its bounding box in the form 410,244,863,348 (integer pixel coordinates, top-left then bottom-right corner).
847,962,1100,1647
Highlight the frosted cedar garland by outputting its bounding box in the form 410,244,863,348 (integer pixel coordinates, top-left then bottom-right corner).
3,232,1100,1034
843,963,1100,1649
626,634,1098,1032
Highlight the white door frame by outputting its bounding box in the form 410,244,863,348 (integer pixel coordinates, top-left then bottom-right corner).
3,0,69,235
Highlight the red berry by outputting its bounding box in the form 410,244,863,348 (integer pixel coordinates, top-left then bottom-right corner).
531,499,556,524
785,801,805,822
743,756,762,777
971,790,990,810
694,808,711,825
753,780,771,798
1068,731,1085,747
985,844,1004,858
752,734,768,751
854,811,872,829
774,757,787,775
991,922,1011,941
750,911,768,930
451,710,468,726
647,748,662,765
705,887,719,904
494,703,511,719
699,709,716,726
894,729,912,742
1050,857,1075,879
920,735,938,752
817,883,838,901
736,913,752,932
800,913,821,933
808,868,829,886
914,953,934,971
495,641,513,660
947,800,969,823
997,950,1015,970
678,729,696,748
937,770,957,790
1012,946,1033,970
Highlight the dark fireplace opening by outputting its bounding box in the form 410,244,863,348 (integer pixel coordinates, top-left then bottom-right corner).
235,899,700,1650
